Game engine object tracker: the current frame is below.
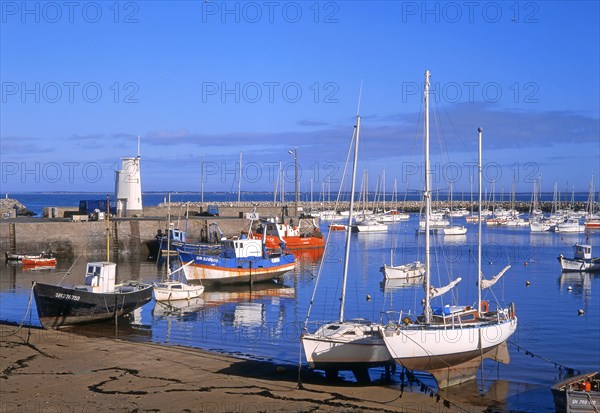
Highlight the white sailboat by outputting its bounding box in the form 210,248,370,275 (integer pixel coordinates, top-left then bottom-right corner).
442,182,467,235
379,71,517,388
153,194,205,302
302,102,392,380
381,210,425,280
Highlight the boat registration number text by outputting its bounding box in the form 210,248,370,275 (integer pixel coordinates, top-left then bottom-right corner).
55,292,81,301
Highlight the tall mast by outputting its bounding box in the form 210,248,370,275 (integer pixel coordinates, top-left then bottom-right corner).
424,70,431,322
340,84,363,322
106,193,111,262
339,115,360,322
167,192,171,276
237,152,243,206
200,156,204,206
477,127,483,313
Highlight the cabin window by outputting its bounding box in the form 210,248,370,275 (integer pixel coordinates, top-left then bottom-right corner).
461,314,475,321
172,285,183,290
87,265,94,274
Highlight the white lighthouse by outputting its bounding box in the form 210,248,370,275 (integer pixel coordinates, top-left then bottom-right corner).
115,137,143,217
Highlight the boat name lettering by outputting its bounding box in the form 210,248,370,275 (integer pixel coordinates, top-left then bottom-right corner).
54,292,81,301
571,399,596,406
271,257,280,263
199,257,219,263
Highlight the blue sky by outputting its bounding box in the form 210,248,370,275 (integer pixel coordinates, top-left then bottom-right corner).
1,1,599,195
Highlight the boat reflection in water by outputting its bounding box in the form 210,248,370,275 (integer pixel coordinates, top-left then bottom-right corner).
152,297,205,318
150,282,296,346
293,247,325,263
380,276,424,292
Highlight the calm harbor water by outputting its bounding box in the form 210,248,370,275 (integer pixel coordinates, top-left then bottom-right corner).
1,206,599,412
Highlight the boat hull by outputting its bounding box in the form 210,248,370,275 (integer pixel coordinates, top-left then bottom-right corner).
302,321,393,373
179,251,296,286
551,372,600,413
381,318,517,383
22,258,56,266
33,282,153,329
381,262,425,280
153,283,205,301
261,234,325,250
558,256,600,272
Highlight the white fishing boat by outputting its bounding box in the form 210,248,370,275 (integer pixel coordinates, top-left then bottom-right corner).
302,102,392,380
558,244,600,273
379,72,517,388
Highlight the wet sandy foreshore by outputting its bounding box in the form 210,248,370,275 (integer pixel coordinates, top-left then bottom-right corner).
1,323,496,412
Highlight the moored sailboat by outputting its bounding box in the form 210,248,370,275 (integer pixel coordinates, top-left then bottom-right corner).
302,102,392,380
379,72,517,388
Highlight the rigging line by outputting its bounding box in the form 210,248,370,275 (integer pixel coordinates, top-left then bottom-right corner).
6,285,35,337
508,341,585,374
57,254,82,286
439,97,477,164
431,100,450,168
392,363,472,413
303,122,355,327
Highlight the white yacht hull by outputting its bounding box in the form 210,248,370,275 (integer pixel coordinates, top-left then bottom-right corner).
302,321,393,372
381,317,517,386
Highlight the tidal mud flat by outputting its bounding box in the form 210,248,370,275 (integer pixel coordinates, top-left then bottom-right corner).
0,323,498,413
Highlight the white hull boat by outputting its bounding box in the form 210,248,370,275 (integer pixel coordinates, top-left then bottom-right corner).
380,74,517,388
558,244,600,272
153,281,205,301
380,261,425,280
302,111,393,380
442,225,467,235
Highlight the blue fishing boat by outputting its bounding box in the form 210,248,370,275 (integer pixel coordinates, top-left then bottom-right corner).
148,225,221,260
178,229,295,286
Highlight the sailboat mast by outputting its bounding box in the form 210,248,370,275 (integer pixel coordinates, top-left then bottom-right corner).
200,156,204,206
424,70,431,322
339,114,361,322
237,152,243,206
167,193,171,275
477,127,483,313
106,193,110,262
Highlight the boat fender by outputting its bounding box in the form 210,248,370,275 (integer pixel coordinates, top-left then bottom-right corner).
481,300,489,314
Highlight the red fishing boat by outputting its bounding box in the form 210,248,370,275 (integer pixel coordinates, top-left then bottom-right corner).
21,252,56,266
252,219,325,250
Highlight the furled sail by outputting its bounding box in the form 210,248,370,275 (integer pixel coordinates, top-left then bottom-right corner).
428,277,462,299
480,265,511,290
